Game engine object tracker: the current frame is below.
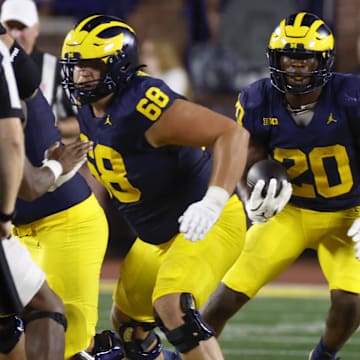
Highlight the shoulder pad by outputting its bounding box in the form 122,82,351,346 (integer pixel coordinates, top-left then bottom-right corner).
331,73,360,107
239,78,271,110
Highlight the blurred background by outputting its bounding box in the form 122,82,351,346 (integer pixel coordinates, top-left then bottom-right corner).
20,0,360,113
5,0,360,262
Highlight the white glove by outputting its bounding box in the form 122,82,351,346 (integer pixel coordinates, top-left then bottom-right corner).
347,218,360,260
245,178,292,224
179,186,230,242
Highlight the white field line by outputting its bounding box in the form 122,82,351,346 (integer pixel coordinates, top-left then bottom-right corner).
100,279,328,298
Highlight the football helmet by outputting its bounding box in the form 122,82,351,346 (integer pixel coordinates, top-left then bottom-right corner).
60,14,139,105
267,12,335,94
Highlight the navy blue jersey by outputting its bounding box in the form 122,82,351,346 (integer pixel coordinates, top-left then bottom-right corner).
77,73,212,244
236,73,360,211
14,90,91,225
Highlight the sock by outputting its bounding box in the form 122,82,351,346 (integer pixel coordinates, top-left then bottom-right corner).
163,349,181,360
311,338,338,359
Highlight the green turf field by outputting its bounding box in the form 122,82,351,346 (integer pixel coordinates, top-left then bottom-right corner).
97,282,360,359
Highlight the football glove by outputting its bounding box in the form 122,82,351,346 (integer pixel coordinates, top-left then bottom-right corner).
245,178,292,224
179,186,229,242
347,218,360,260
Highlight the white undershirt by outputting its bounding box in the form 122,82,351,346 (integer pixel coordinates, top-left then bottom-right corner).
287,102,317,126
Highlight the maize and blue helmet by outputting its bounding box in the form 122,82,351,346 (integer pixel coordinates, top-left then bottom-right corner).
267,12,335,94
60,14,139,105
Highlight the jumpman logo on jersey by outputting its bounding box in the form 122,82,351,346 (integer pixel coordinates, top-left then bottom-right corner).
327,113,337,124
104,115,112,125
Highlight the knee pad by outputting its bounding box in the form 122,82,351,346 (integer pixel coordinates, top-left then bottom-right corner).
0,315,24,354
74,330,125,360
154,293,214,354
118,321,162,359
24,311,67,331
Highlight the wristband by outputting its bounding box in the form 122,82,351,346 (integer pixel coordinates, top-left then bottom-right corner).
41,159,63,182
0,210,15,222
203,186,230,208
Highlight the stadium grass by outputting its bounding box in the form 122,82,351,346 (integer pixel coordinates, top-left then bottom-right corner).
97,281,360,359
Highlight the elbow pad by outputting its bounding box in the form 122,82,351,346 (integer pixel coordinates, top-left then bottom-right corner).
9,41,41,99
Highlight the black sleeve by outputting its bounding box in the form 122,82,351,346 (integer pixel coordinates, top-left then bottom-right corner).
0,52,24,119
9,41,41,100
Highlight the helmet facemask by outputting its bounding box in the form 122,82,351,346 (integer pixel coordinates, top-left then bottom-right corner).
267,47,334,94
61,52,137,106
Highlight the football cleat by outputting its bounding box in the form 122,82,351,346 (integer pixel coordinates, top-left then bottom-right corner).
73,330,125,360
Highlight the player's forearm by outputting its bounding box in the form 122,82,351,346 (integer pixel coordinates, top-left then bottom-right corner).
0,119,24,213
236,177,250,202
55,116,80,141
237,140,268,202
18,158,59,201
210,126,249,195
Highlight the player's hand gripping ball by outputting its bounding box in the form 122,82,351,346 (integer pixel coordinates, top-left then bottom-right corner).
245,159,292,224
247,159,289,195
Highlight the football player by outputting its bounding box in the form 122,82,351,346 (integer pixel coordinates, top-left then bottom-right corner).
0,34,67,360
201,12,360,360
0,29,111,359
60,14,250,360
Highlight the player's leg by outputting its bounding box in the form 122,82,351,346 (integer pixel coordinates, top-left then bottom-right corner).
22,281,67,360
0,316,26,360
309,290,360,360
17,194,109,359
201,283,249,337
311,208,360,359
111,304,179,360
154,293,222,360
0,238,27,360
109,197,244,359
110,237,167,359
201,204,307,336
1,236,66,360
153,196,246,359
